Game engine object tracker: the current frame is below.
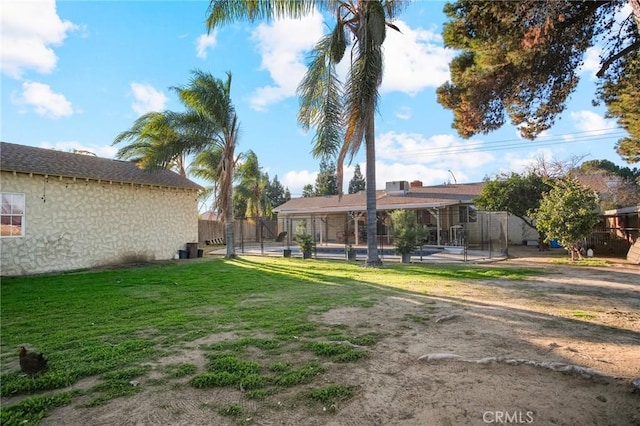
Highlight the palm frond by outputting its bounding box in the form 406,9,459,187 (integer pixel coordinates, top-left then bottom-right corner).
343,1,385,158
297,34,345,159
206,0,327,30
382,0,409,21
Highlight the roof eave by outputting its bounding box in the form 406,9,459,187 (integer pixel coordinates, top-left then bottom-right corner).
274,199,475,215
1,168,202,191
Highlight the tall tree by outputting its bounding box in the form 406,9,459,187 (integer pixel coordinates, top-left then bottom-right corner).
596,49,640,163
266,175,289,209
474,172,552,233
234,150,271,219
348,164,366,194
526,154,586,179
577,159,640,208
437,1,639,163
302,184,315,198
314,158,338,196
175,70,240,258
114,70,241,258
578,159,640,181
532,178,600,260
206,0,406,266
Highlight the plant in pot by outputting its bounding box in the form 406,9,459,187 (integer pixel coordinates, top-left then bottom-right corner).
391,209,426,263
296,233,315,259
346,243,357,261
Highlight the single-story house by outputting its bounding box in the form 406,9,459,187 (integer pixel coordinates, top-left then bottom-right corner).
273,175,637,258
0,142,202,276
273,180,513,252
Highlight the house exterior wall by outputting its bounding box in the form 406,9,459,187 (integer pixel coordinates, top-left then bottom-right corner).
507,215,540,244
0,171,198,276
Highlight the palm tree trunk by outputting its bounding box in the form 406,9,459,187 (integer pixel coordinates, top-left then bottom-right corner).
225,185,235,258
364,111,381,266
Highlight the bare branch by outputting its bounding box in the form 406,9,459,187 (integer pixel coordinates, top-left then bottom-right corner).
596,40,640,78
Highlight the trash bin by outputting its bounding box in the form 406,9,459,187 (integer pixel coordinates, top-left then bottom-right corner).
186,242,198,259
178,250,188,259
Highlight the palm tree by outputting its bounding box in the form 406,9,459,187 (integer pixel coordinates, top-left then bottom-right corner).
114,70,240,258
174,70,240,258
190,146,224,214
113,111,188,176
206,1,404,266
234,150,272,219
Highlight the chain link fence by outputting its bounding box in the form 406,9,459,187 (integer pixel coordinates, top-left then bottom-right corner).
200,209,509,261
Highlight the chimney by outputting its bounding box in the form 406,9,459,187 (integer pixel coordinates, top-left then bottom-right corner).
385,181,409,195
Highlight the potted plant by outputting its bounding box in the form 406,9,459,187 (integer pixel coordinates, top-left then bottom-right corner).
346,243,357,261
391,209,426,263
296,233,315,259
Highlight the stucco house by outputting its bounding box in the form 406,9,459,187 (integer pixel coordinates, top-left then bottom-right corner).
0,142,202,276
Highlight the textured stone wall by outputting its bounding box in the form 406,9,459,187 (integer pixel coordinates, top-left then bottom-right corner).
0,171,199,276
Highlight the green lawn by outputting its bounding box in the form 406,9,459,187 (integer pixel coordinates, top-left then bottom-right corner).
0,256,538,424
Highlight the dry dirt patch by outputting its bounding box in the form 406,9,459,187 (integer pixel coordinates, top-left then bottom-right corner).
41,261,640,426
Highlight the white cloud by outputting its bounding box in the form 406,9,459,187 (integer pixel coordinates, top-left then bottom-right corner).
130,82,168,116
249,11,324,111
580,46,601,79
1,0,78,78
381,20,455,95
374,161,457,187
569,110,617,134
395,106,412,120
196,31,217,59
282,169,318,196
39,141,118,158
12,81,73,118
376,131,494,170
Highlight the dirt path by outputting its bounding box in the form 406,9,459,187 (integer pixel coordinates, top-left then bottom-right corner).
42,251,640,425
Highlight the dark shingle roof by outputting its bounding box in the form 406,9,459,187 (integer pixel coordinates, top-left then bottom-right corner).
0,142,201,190
273,182,486,214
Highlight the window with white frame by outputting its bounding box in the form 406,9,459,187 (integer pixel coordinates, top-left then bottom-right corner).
1,193,25,237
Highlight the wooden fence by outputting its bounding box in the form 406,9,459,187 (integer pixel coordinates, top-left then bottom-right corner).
584,230,634,257
198,218,278,245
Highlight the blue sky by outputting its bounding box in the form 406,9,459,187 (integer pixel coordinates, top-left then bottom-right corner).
1,1,632,199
